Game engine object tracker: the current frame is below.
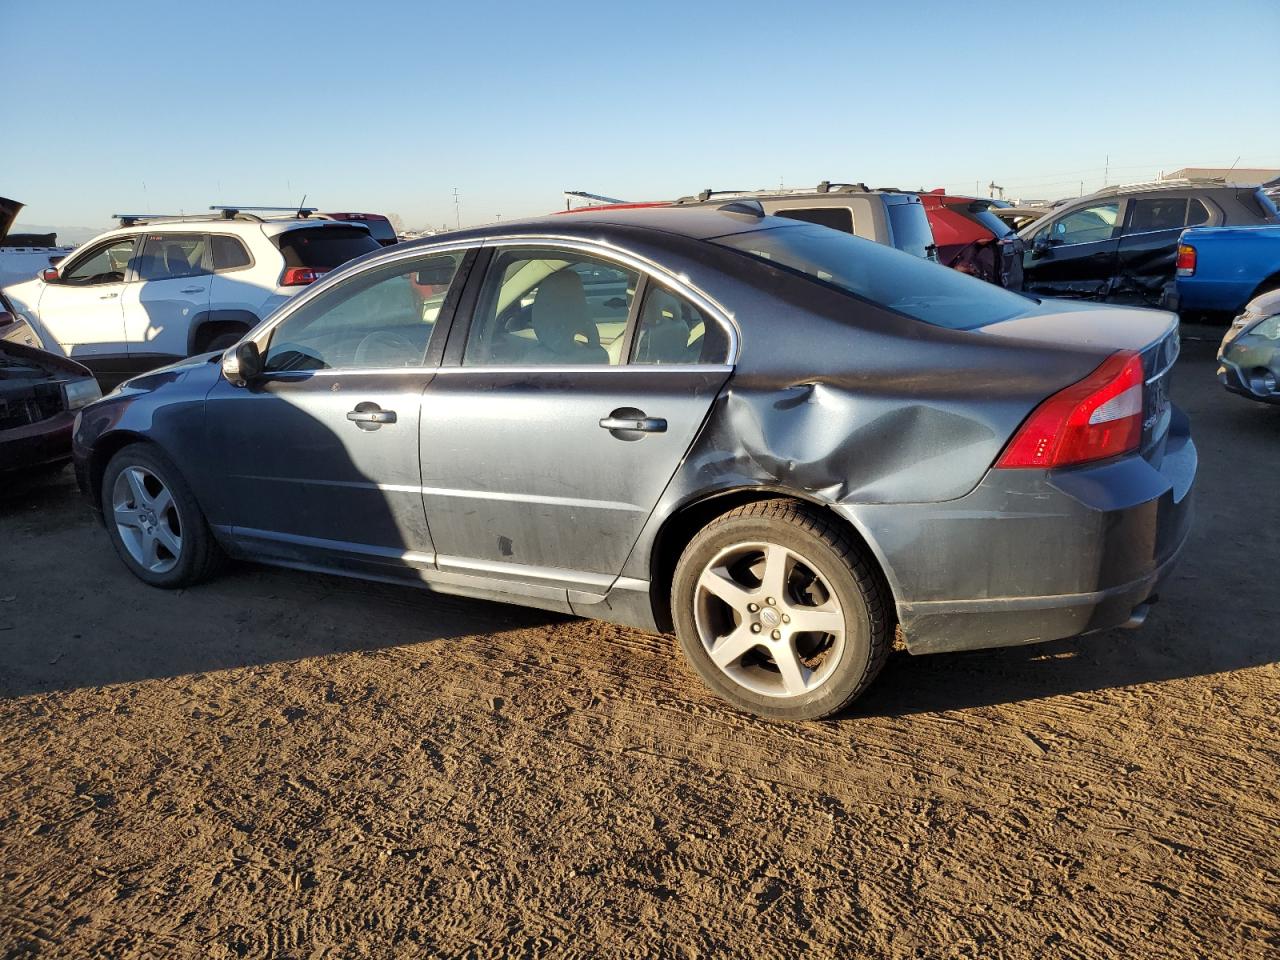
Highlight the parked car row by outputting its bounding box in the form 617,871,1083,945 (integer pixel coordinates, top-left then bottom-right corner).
559,177,1280,320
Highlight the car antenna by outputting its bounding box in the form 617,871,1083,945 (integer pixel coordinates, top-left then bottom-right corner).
296,194,309,218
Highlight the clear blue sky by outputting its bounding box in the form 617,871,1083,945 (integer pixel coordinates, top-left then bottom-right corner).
6,0,1277,233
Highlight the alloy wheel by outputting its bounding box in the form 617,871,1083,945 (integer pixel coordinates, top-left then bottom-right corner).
112,466,183,574
693,541,846,698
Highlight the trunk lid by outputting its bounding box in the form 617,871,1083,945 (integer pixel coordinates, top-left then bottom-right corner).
977,301,1180,462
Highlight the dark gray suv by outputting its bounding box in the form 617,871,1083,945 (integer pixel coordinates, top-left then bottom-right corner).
73,206,1195,720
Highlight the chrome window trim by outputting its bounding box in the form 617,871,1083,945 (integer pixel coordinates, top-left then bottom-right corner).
249,233,741,365
261,363,734,379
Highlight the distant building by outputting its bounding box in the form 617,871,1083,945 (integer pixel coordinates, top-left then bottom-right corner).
1162,167,1280,184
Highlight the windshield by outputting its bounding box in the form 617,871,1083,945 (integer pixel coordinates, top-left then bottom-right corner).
712,222,1035,330
885,201,935,259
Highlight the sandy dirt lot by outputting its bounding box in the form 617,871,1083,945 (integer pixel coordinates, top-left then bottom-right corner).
1,339,1277,959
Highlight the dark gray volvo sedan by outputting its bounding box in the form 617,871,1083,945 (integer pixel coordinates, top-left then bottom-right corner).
73,206,1195,719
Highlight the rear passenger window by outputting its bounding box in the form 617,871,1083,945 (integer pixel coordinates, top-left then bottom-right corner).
464,250,638,366
1187,199,1210,227
136,233,209,281
211,235,252,271
631,286,726,365
776,207,854,233
1129,198,1188,232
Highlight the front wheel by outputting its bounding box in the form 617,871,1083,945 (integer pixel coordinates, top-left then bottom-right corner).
101,443,224,588
672,499,892,720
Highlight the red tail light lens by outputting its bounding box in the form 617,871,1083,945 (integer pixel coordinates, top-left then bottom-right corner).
281,267,325,286
998,352,1144,469
1176,243,1196,276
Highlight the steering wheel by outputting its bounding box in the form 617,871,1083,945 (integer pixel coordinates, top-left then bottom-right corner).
354,330,419,367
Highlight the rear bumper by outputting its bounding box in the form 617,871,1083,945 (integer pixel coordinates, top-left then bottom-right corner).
0,410,74,473
841,406,1197,655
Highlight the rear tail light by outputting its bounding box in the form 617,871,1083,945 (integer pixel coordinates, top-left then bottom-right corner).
281,267,325,286
998,352,1144,469
1176,243,1197,276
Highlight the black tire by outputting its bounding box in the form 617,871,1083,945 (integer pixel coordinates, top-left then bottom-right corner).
671,498,892,720
101,442,225,588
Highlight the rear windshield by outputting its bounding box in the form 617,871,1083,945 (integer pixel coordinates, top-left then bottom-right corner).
885,201,935,258
1243,188,1279,221
276,226,381,270
359,218,398,243
961,205,1015,238
712,222,1034,330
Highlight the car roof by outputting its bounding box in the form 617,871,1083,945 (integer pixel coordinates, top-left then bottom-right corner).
401,205,796,248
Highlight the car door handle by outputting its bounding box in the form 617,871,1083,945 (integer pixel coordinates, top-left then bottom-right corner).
599,414,666,433
347,408,397,424
99,292,118,300
179,286,206,294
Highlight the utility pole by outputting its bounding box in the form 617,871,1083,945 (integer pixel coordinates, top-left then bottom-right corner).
452,187,461,230
1103,154,1109,187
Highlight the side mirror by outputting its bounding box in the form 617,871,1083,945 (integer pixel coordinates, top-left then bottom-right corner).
221,340,262,387
41,268,60,282
1030,235,1052,260
0,311,15,328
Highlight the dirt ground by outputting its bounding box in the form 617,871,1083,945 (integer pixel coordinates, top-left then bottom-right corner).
1,338,1277,959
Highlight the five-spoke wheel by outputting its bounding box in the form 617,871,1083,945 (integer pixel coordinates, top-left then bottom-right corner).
112,465,183,573
101,443,224,588
673,499,891,720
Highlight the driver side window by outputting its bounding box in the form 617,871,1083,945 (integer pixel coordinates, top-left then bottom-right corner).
263,252,463,372
1050,202,1120,246
60,238,137,286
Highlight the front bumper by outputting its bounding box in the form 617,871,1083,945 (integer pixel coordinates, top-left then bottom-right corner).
1217,337,1280,405
841,406,1197,655
0,409,74,473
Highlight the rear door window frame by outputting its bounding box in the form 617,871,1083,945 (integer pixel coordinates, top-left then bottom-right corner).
441,240,736,369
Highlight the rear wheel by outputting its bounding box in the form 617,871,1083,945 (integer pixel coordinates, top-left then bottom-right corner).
672,499,892,720
101,443,224,588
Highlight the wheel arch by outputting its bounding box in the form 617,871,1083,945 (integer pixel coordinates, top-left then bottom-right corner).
186,310,260,356
1248,271,1280,303
646,485,899,634
87,430,160,515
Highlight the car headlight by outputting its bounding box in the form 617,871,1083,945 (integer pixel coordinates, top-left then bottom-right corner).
1246,314,1280,341
61,377,102,410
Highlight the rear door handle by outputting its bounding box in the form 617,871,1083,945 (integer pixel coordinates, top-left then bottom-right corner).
179,286,206,294
99,293,118,300
599,414,666,433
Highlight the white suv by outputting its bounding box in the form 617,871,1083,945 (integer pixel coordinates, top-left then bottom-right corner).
2,211,381,385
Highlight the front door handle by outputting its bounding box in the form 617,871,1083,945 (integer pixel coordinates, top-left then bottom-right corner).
99,292,118,300
599,408,667,439
347,402,397,431
179,286,206,294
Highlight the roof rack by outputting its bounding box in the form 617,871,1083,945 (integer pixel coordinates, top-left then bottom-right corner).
113,213,187,228
113,205,320,229
210,205,317,219
675,181,874,204
1086,177,1236,199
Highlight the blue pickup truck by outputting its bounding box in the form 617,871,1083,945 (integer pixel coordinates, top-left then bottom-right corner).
1173,221,1280,319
